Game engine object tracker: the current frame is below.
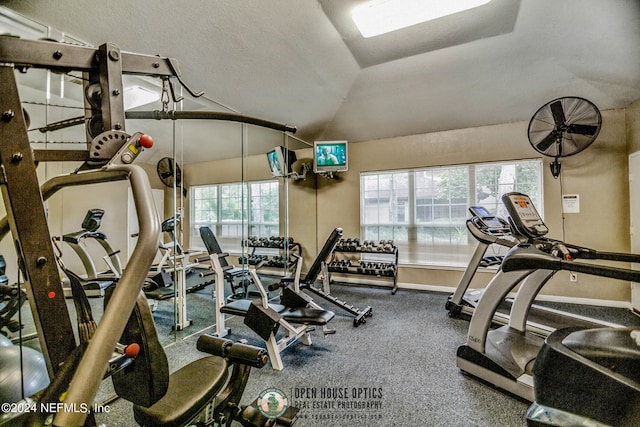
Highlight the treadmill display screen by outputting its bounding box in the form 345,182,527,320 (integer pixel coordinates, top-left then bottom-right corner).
502,193,548,238
469,206,504,229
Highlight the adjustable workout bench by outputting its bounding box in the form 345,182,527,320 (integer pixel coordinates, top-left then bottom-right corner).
200,226,254,300
204,240,335,370
273,227,373,327
143,215,210,301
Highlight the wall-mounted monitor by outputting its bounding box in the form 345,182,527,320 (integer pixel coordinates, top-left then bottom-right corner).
313,140,348,173
266,146,297,177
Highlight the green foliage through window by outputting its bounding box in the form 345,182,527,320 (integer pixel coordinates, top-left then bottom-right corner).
190,180,280,248
361,159,542,265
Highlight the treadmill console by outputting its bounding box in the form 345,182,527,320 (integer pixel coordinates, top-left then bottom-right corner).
81,209,105,232
501,192,548,239
468,206,507,230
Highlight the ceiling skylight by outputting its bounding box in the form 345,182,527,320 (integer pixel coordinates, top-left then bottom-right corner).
352,0,492,38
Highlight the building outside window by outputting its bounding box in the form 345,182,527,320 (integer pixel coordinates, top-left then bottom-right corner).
361,159,542,266
190,180,279,252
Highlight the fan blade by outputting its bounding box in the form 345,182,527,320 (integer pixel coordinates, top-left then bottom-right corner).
566,123,598,136
536,130,560,152
550,100,566,126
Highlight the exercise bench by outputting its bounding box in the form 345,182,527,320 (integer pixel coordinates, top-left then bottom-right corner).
199,226,255,300
205,248,335,371
272,227,373,327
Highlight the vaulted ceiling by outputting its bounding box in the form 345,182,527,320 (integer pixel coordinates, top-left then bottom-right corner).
3,0,640,162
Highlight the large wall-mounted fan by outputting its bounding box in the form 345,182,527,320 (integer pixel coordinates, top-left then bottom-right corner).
157,157,188,197
527,97,601,178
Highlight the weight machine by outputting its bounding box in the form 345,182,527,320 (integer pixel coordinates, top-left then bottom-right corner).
0,35,296,426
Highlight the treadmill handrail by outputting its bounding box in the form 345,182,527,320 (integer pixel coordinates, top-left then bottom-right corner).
501,244,640,283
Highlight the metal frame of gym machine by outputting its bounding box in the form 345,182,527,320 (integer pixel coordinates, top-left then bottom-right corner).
0,36,296,426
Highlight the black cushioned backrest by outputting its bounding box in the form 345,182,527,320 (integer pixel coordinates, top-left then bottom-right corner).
199,226,230,268
245,301,281,341
302,227,343,284
106,287,169,407
280,286,312,308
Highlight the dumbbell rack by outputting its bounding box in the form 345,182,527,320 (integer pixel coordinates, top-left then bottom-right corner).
243,236,302,275
328,238,399,294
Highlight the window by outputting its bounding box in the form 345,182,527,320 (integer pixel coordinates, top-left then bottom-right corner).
190,180,279,251
361,172,409,242
361,159,542,267
414,166,469,245
219,183,246,238
248,181,280,237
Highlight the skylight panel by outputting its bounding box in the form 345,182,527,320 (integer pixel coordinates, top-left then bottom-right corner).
352,0,492,38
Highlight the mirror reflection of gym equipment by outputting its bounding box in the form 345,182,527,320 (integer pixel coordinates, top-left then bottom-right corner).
1,3,640,427
0,33,306,426
54,209,122,298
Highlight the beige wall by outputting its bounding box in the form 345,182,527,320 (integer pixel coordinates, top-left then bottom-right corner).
627,99,640,154
315,109,632,303
21,107,629,303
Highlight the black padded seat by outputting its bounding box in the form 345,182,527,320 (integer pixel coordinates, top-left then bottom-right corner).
144,286,175,301
282,308,335,325
80,279,113,292
133,356,228,427
225,266,248,277
220,298,287,316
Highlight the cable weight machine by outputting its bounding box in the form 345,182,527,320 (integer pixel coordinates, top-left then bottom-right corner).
0,35,297,427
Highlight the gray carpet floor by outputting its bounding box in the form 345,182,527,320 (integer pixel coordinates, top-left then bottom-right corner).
91,280,640,427
7,275,640,426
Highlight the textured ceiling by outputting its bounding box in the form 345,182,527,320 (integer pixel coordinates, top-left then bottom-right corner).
1,0,640,164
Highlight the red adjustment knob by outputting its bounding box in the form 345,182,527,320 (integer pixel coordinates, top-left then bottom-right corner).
139,134,154,149
124,343,141,359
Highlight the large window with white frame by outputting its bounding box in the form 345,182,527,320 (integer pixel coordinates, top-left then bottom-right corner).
190,180,280,251
361,159,543,267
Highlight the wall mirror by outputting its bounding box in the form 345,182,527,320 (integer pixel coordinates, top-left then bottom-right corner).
0,7,317,360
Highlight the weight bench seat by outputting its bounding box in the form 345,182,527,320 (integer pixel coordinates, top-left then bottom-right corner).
282,307,335,325
224,266,249,278
144,286,175,301
220,298,287,316
133,356,229,427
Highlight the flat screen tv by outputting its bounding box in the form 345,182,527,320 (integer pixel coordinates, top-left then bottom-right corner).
313,140,348,173
266,146,297,177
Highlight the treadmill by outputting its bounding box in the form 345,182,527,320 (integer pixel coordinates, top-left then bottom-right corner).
456,192,640,401
447,203,624,337
60,209,122,297
446,206,517,319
